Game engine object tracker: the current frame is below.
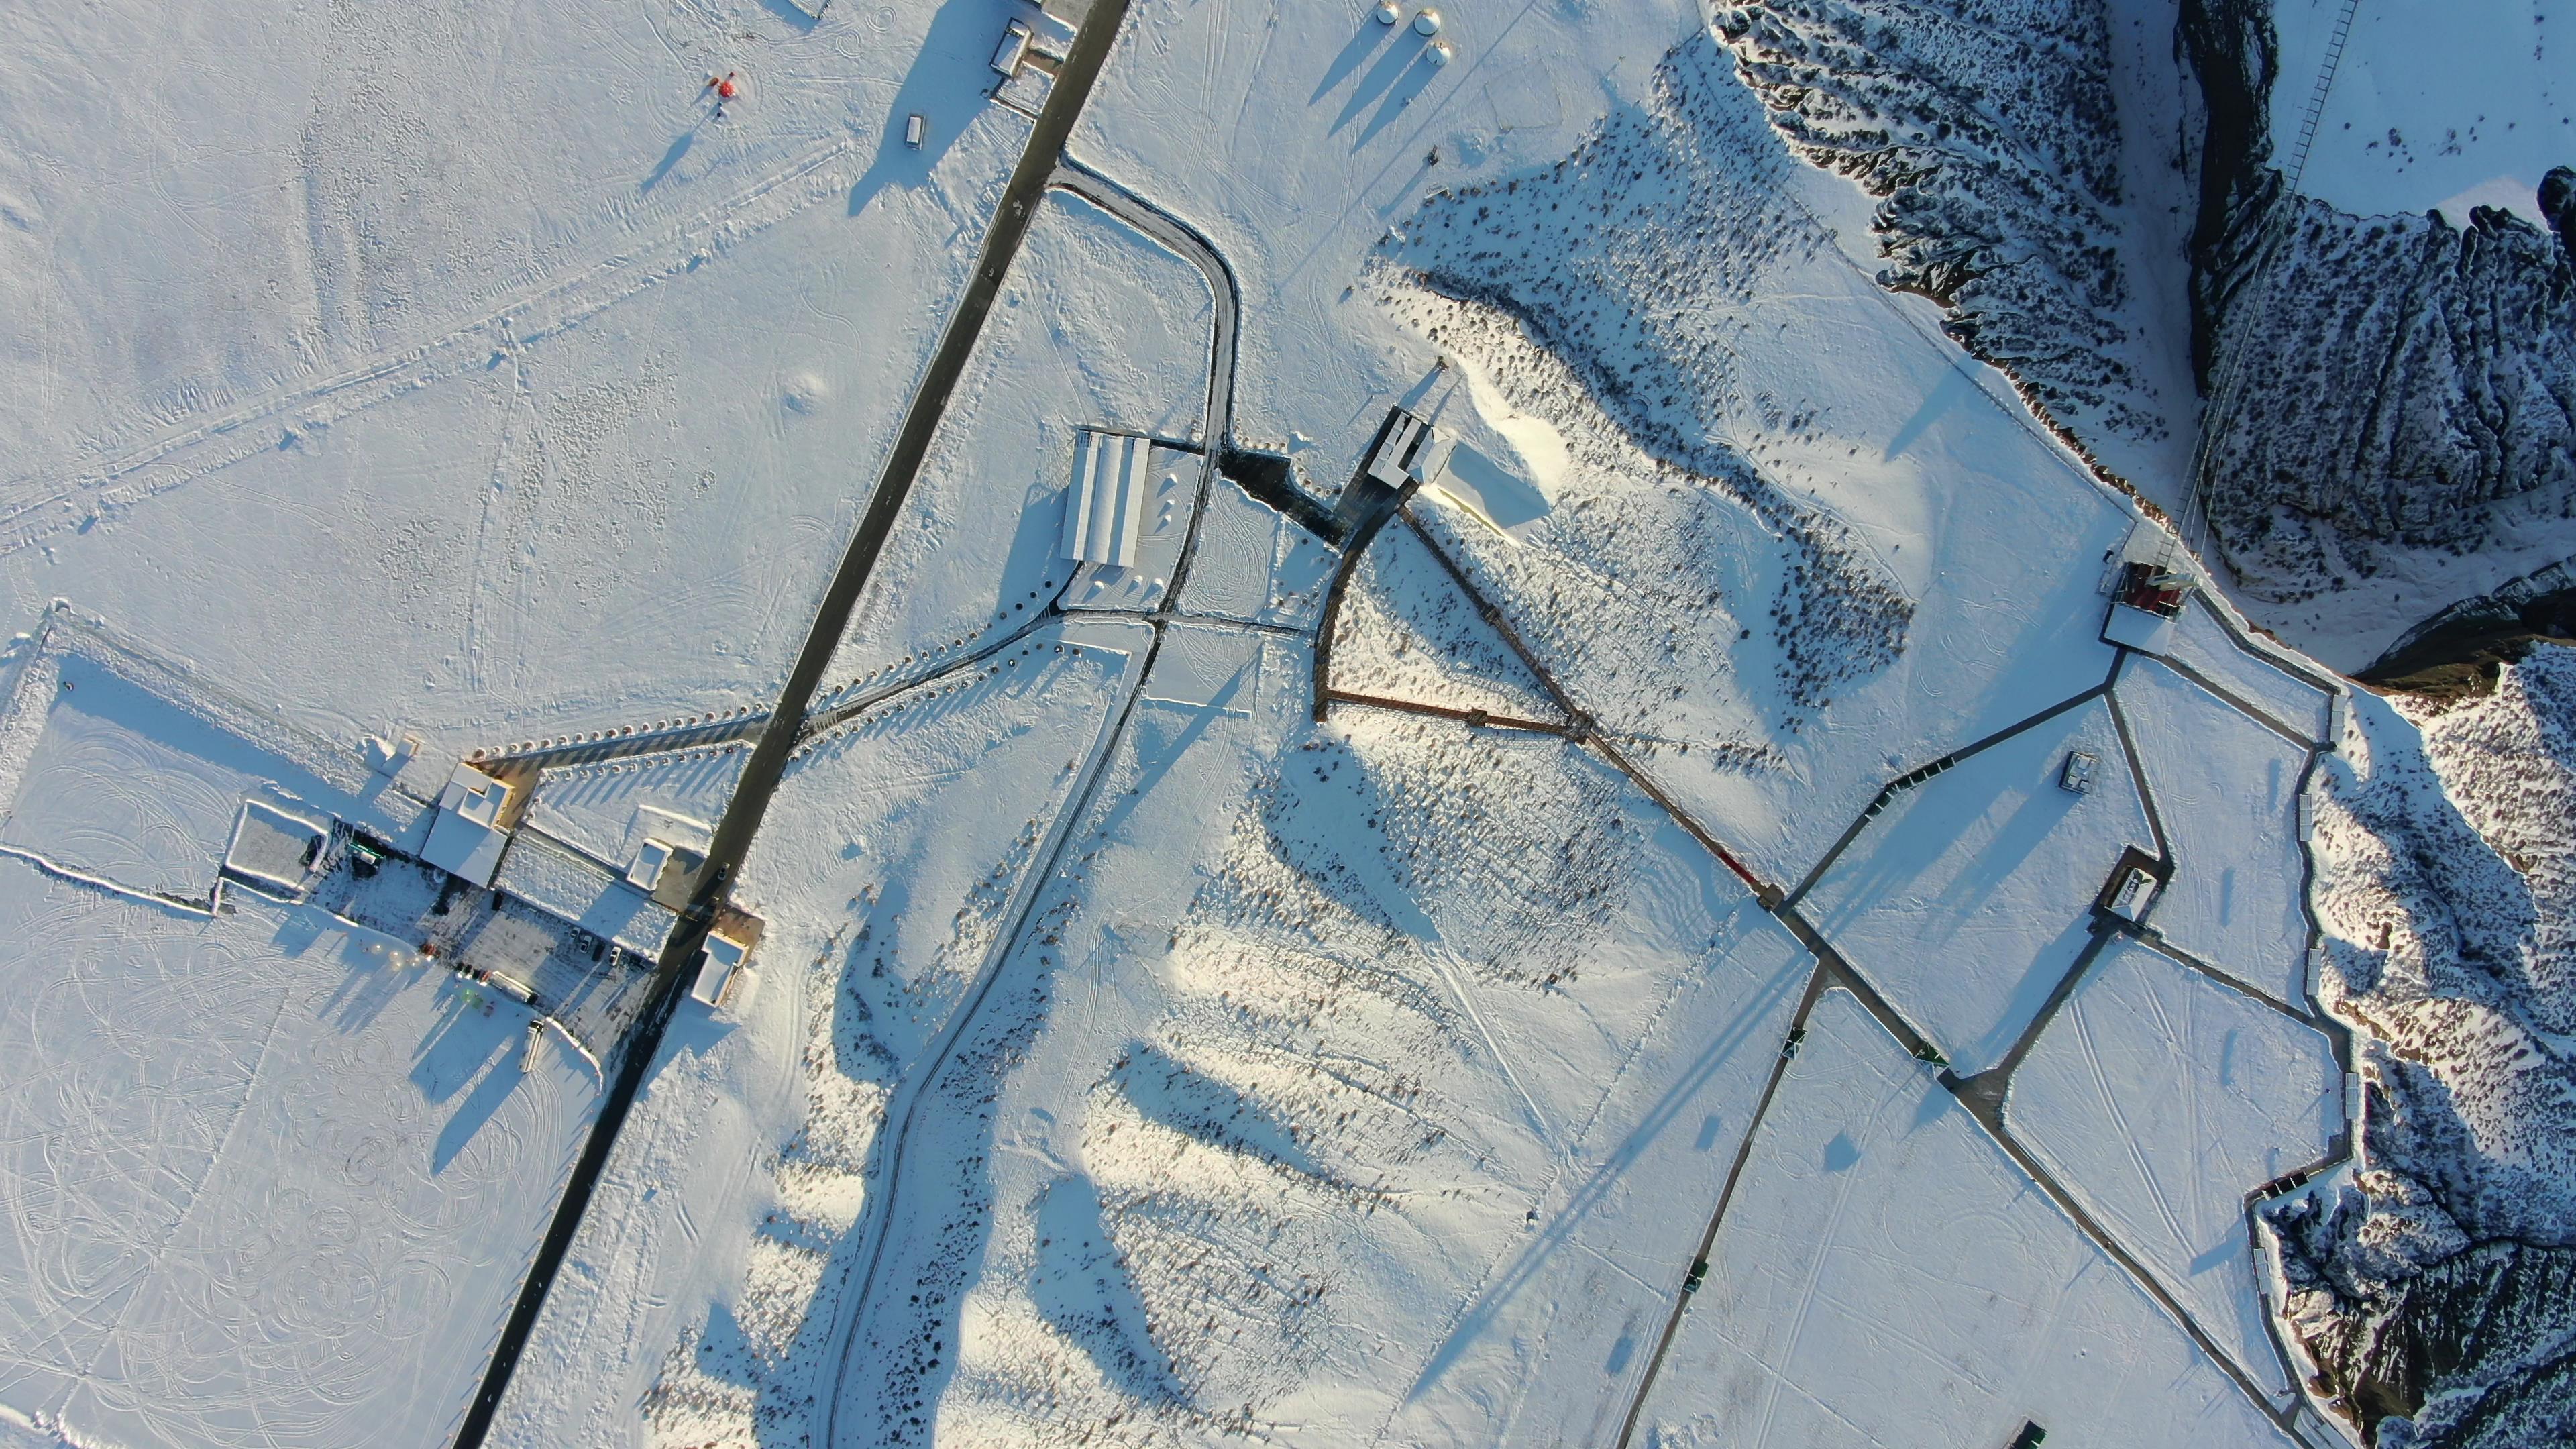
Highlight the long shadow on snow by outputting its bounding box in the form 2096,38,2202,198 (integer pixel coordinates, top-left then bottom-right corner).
847,0,1015,218
1031,1171,1188,1406
1405,901,1806,1401
1110,1038,1360,1193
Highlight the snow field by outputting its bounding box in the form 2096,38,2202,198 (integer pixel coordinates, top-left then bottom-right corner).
3,3,1037,770
2117,656,2320,1009
829,637,1301,1445
1175,476,1337,629
1,654,297,901
1389,909,1814,1448
2010,937,2343,1398
0,871,594,1449
0,0,1024,482
1367,27,2140,885
1799,697,2154,1074
500,621,1145,1448
1635,987,2288,1448
819,187,1214,696
2159,598,2338,749
2271,0,2572,225
0,619,434,908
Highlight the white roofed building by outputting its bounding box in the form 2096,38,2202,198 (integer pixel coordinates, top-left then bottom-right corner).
1062,429,1154,568
422,763,518,887
690,934,745,1008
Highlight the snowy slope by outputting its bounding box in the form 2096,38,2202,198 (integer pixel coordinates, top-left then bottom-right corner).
2269,645,2576,1445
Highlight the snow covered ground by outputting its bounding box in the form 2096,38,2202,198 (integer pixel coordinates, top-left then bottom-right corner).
2271,0,2572,225
0,872,594,1449
1634,988,2287,1448
2011,936,2344,1398
0,0,2447,1444
0,0,1036,763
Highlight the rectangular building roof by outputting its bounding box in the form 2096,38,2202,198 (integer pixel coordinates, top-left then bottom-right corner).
1063,430,1153,569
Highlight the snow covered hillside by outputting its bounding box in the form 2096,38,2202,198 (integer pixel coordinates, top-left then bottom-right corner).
3,0,2543,1446
2271,645,2576,1447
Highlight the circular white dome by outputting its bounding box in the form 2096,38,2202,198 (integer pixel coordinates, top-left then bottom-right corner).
1428,39,1452,64
1413,7,1442,36
1374,0,1401,22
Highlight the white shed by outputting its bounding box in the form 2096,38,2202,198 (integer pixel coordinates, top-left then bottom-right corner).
691,931,751,1008
422,763,517,887
1062,430,1154,568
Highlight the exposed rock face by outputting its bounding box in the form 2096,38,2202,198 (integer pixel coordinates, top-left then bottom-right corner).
2178,0,2576,672
2196,188,2576,646
2273,646,2576,1446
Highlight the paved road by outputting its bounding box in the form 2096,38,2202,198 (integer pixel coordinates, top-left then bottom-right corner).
449,7,1138,1444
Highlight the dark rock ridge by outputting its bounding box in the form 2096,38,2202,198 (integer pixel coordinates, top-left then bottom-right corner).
2365,556,2576,698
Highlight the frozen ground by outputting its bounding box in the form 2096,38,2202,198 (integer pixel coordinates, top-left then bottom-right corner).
0,872,594,1449
0,0,2459,1445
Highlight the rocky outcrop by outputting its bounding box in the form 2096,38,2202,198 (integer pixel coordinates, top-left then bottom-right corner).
2194,187,2576,631
2275,645,2576,1446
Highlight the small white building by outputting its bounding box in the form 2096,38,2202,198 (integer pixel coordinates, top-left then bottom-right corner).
691,931,752,1008
1063,429,1155,568
1364,409,1437,489
2104,865,2161,922
991,19,1032,76
627,837,674,891
422,763,517,887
